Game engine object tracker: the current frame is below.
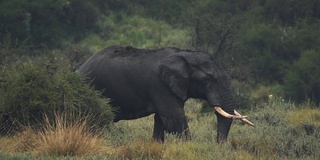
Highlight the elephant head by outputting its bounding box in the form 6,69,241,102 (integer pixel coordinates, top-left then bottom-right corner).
158,51,253,142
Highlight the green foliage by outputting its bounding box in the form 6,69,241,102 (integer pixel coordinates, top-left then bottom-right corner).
1,0,320,106
0,33,31,66
241,24,284,82
140,0,192,25
101,0,192,26
80,14,190,52
0,57,113,134
188,0,237,56
63,44,92,71
0,0,106,47
261,0,320,25
283,50,320,103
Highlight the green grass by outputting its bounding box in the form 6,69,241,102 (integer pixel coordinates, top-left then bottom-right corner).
110,98,319,160
1,98,319,159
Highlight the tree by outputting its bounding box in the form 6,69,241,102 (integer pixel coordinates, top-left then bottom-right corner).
283,50,320,103
0,0,104,48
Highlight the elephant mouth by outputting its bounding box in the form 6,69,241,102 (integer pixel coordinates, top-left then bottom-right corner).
214,107,255,126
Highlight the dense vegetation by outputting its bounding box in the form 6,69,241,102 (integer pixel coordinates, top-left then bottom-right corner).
0,43,114,135
0,0,319,159
1,0,319,104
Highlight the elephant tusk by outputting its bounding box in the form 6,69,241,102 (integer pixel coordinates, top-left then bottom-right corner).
234,110,255,126
214,107,233,119
214,107,255,126
214,107,245,119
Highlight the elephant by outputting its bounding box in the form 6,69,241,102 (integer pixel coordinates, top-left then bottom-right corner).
78,45,254,143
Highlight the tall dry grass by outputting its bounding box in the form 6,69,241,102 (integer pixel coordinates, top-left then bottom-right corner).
2,112,111,157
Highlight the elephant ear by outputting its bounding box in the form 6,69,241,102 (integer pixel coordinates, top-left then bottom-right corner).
158,55,190,100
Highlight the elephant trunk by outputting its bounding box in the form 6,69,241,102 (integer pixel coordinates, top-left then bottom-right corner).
215,90,235,143
214,91,254,143
206,76,254,143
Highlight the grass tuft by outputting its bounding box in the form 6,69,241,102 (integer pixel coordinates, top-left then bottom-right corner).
3,112,110,157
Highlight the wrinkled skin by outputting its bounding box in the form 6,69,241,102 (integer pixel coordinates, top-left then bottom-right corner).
78,46,236,143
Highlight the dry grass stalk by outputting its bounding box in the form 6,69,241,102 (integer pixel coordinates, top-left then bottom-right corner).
4,111,110,157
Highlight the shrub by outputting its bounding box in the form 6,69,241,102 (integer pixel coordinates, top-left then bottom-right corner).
0,57,113,134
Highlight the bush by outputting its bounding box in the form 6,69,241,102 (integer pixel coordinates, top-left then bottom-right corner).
0,57,113,135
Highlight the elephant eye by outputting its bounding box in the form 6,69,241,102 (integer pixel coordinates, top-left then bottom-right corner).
207,74,216,80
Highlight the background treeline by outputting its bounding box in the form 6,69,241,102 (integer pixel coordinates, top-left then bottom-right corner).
1,0,319,109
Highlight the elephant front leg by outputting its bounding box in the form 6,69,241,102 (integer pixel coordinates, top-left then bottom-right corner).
158,110,191,141
153,113,165,142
